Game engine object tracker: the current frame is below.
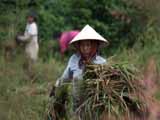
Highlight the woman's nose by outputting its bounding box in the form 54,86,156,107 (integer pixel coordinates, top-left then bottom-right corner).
84,46,87,50
84,45,89,50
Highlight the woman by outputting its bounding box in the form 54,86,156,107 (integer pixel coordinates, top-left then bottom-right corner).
17,12,39,62
56,24,108,86
54,25,108,115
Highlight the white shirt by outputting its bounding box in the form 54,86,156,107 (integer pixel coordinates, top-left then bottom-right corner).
24,22,38,42
18,22,39,61
25,22,37,35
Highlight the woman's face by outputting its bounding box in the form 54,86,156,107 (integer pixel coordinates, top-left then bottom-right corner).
27,16,34,23
79,40,93,58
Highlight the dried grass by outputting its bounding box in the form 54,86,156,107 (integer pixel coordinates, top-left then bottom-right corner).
75,62,147,119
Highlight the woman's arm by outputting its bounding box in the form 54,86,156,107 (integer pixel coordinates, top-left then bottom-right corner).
17,23,37,42
17,33,32,42
55,55,75,87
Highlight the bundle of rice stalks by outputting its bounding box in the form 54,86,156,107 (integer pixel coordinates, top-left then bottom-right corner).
46,84,72,120
76,62,147,119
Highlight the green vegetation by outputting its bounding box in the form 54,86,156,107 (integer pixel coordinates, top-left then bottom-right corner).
0,54,65,120
0,0,160,120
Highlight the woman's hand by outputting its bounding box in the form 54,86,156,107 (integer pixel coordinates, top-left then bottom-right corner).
55,78,61,87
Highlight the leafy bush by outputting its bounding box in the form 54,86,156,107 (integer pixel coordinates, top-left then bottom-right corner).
0,0,148,56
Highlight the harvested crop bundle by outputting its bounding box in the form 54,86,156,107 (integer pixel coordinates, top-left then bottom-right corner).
46,62,148,120
75,62,147,120
46,84,72,120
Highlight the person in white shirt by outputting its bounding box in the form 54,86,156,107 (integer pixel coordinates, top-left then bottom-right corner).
17,12,39,62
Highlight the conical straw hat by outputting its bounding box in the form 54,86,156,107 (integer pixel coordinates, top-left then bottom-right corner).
69,24,109,45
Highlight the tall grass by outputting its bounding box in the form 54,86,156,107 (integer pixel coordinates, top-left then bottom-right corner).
0,21,160,119
114,20,160,69
0,53,65,120
0,1,160,118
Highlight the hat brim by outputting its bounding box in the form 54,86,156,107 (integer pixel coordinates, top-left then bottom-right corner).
69,39,109,52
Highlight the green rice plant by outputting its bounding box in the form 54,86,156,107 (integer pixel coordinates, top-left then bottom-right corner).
46,84,72,120
0,52,65,120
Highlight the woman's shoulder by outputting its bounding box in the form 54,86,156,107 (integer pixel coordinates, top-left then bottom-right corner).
68,54,80,63
31,22,38,28
69,53,80,60
93,55,106,64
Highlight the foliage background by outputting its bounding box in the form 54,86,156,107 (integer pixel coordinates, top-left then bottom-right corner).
0,0,160,120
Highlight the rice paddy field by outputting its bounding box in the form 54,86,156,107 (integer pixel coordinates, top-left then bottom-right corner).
0,27,160,119
0,0,160,119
